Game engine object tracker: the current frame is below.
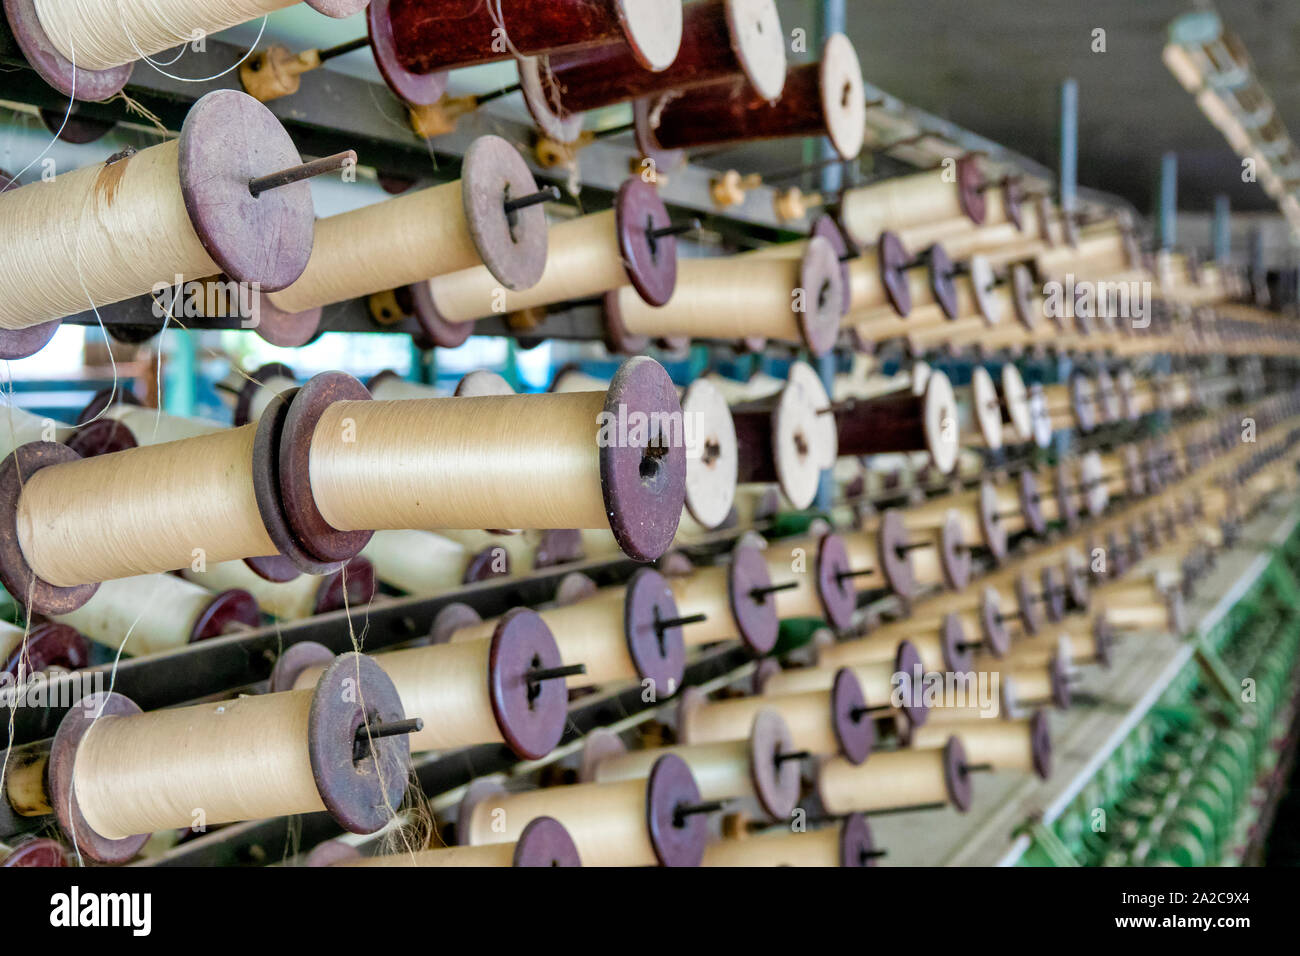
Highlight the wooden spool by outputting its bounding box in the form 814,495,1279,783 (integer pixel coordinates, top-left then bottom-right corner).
817,737,973,814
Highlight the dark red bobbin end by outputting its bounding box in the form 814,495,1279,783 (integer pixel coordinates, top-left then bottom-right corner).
460,135,551,291
981,587,1012,656
1002,176,1025,231
463,545,510,584
1015,571,1045,637
190,588,261,642
749,709,801,820
307,652,409,835
810,214,854,306
314,556,378,614
2,837,67,867
2,622,89,676
955,155,987,226
0,322,61,361
427,602,483,646
727,542,780,656
513,816,583,867
367,0,449,106
927,243,960,321
894,640,927,729
941,612,974,673
0,443,99,615
65,420,136,458
944,736,974,812
878,231,913,317
797,236,845,356
601,288,651,356
2,0,133,100
940,510,972,590
1029,710,1052,780
275,372,375,566
614,178,680,308
489,608,568,761
815,533,858,631
532,529,586,569
1041,565,1067,623
250,291,322,349
267,640,335,693
831,667,874,765
645,753,708,867
599,358,687,562
633,97,687,173
876,509,917,600
50,691,150,864
303,839,362,867
623,568,687,698
1047,653,1072,710
840,814,877,867
177,90,317,292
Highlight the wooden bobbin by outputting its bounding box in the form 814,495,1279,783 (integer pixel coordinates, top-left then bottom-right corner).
639,33,866,162
910,585,1013,657
278,608,567,761
604,234,846,356
730,364,835,510
820,611,972,675
451,567,688,694
832,370,960,474
990,652,1072,711
426,179,679,334
582,709,802,820
760,533,858,631
738,214,856,316
185,555,375,620
1095,579,1185,635
759,641,927,730
230,363,299,428
52,573,260,656
817,736,973,814
0,91,317,335
50,653,407,864
667,543,779,655
262,136,548,347
912,711,1051,780
849,243,960,336
521,0,786,143
840,155,987,248
289,358,685,563
677,667,874,765
0,619,88,677
319,816,582,867
361,529,507,597
458,753,709,867
702,813,877,867
6,0,365,100
0,836,67,867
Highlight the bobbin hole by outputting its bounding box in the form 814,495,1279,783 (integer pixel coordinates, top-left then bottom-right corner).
701,437,722,468
842,83,853,108
640,437,668,484
794,430,810,459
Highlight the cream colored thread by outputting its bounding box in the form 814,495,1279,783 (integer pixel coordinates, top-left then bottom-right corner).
52,573,216,655
0,139,218,330
819,748,950,814
16,425,277,587
307,392,609,533
72,690,324,839
427,211,625,323
34,0,293,71
267,181,481,315
184,559,319,620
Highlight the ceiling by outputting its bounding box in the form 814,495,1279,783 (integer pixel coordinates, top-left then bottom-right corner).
771,0,1300,215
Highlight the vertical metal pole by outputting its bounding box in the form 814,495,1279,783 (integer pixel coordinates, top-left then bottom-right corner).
1158,152,1178,250
1059,79,1078,216
1212,195,1231,263
813,0,846,513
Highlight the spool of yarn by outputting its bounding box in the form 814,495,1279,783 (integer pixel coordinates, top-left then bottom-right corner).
49,654,408,862
424,180,679,326
583,710,802,820
820,612,971,675
360,529,506,596
100,404,227,445
760,533,858,631
0,91,319,331
228,363,299,427
291,357,686,563
264,136,548,340
458,753,709,867
640,33,865,162
280,609,567,761
667,543,778,655
841,156,987,247
909,586,1011,657
51,572,259,656
14,0,366,98
450,568,688,695
521,0,786,142
848,246,958,332
0,619,88,677
817,737,973,813
760,641,926,728
832,370,960,474
701,814,878,867
677,668,874,764
987,653,1071,710
321,816,581,867
183,556,374,620
912,712,1051,779
604,236,845,356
